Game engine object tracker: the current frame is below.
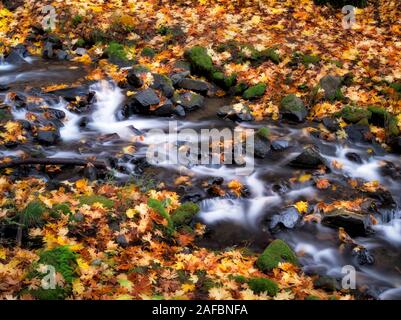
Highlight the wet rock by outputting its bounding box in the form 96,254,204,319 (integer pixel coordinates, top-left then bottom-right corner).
344,124,372,143
56,50,70,61
45,108,66,120
153,100,175,117
170,71,190,86
181,193,203,203
116,234,129,248
271,139,290,151
380,161,401,180
173,60,191,72
75,48,86,56
337,106,371,124
0,108,13,121
321,208,373,237
173,105,186,117
253,131,271,159
280,94,307,122
5,48,27,65
345,152,362,164
125,88,160,115
83,165,97,180
217,103,254,122
42,42,55,59
49,86,95,105
352,246,374,266
269,207,301,230
177,78,209,95
36,129,61,145
319,75,343,101
322,117,340,132
313,275,340,291
127,68,144,88
0,85,10,92
78,116,91,128
11,93,27,109
151,74,175,98
128,125,143,135
242,83,266,100
288,145,325,169
173,91,204,111
388,137,401,154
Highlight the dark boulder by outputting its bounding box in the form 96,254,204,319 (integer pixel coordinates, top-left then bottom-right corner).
319,75,343,101
153,100,175,117
177,78,209,95
345,152,362,164
322,117,340,132
127,69,144,88
352,246,374,266
36,129,61,145
271,139,290,151
253,131,271,159
217,103,254,122
174,105,186,117
170,71,190,86
172,92,204,111
280,94,307,122
344,124,372,143
151,73,175,98
45,108,66,120
288,145,325,169
5,48,27,65
125,88,160,115
388,137,401,154
42,42,55,59
321,208,373,237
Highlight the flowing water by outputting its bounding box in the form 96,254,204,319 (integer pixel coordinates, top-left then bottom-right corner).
1,59,401,299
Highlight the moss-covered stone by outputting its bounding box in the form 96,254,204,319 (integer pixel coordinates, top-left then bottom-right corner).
247,277,279,296
26,246,78,300
211,71,237,90
20,201,46,227
171,202,200,227
105,41,128,61
0,109,13,121
184,46,214,75
302,54,320,65
260,48,281,64
231,82,248,95
79,195,114,209
256,127,270,139
141,47,156,58
280,94,307,122
368,106,399,137
242,83,266,100
256,239,299,272
336,106,371,123
147,198,174,233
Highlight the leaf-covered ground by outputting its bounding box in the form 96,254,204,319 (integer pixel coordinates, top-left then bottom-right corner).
1,0,400,300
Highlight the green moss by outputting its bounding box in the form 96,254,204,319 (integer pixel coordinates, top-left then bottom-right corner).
306,295,320,300
232,82,248,95
243,83,266,100
75,38,85,47
211,71,237,89
260,48,281,64
184,46,214,75
367,106,399,137
20,201,46,227
79,195,114,209
171,202,200,227
386,115,399,137
302,54,320,65
105,41,128,61
280,94,305,113
256,239,299,272
26,246,78,300
231,275,248,284
248,277,279,296
336,106,371,123
0,109,13,121
147,198,174,233
157,25,173,36
356,118,369,126
141,47,156,58
257,127,270,139
72,15,83,27
390,82,401,93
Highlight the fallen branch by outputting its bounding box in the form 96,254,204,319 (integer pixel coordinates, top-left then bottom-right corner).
0,157,108,170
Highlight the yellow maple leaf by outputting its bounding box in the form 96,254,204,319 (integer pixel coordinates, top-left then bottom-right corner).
294,201,308,214
181,283,196,293
126,208,136,218
298,174,311,183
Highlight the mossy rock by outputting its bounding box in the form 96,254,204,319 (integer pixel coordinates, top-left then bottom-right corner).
25,246,78,300
256,127,270,139
247,277,279,296
242,83,266,100
260,48,281,64
367,106,399,137
19,201,46,227
105,41,128,61
280,94,307,122
141,47,156,58
231,82,249,95
256,239,299,272
184,46,214,75
171,202,200,227
336,106,371,123
211,71,237,90
79,195,114,209
0,109,13,121
302,54,320,65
